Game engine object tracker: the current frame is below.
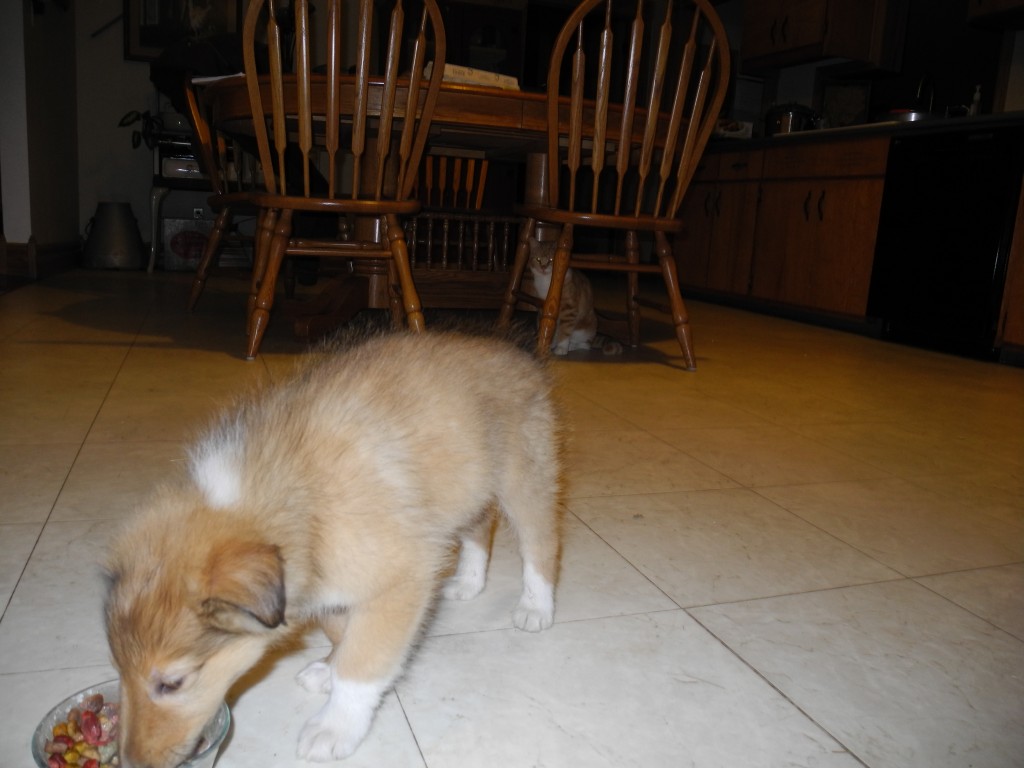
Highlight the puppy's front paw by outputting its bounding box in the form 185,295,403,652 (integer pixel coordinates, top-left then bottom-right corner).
513,603,554,632
296,660,332,694
297,715,365,762
296,676,385,762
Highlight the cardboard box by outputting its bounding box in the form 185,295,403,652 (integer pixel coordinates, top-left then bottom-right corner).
161,218,251,271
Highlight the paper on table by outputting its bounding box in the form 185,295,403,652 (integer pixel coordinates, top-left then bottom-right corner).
423,62,520,91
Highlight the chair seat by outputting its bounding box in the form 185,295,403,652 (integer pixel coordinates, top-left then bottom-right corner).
514,203,685,234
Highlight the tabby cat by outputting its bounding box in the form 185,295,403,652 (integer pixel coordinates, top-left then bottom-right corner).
527,237,622,355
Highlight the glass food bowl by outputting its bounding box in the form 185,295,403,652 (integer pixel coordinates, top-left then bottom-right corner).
31,679,230,768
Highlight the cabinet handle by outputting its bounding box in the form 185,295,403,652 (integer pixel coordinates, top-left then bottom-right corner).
817,189,826,221
729,161,748,171
803,190,812,221
770,18,777,46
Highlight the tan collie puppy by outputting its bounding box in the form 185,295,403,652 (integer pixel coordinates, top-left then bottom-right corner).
104,331,563,767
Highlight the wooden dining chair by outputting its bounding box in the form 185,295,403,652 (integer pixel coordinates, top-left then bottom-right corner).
496,0,730,369
183,80,262,311
240,0,446,359
407,151,521,308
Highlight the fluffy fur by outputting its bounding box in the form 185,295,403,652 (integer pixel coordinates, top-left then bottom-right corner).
104,331,563,767
528,237,623,356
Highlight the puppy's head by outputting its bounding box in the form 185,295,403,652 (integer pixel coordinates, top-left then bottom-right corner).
104,495,286,768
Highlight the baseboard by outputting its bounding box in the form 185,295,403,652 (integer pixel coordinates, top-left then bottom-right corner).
1,237,81,281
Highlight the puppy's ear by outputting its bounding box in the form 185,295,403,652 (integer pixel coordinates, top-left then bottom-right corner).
200,540,286,634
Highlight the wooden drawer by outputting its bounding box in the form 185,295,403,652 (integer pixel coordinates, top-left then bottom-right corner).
762,136,889,179
716,150,764,181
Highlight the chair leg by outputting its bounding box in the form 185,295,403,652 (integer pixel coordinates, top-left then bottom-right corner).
625,230,642,348
386,261,405,329
248,209,276,336
246,209,292,360
656,231,696,371
188,206,232,311
536,224,573,357
384,214,425,332
496,218,536,330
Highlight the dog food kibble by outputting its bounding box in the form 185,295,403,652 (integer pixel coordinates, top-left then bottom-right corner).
43,693,120,768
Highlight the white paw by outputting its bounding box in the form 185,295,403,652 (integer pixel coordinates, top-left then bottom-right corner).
513,603,554,632
551,343,570,356
442,539,488,601
296,660,332,694
442,573,485,601
296,675,385,763
297,714,365,762
514,563,555,632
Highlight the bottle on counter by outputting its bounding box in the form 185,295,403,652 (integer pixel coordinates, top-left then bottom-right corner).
970,85,981,117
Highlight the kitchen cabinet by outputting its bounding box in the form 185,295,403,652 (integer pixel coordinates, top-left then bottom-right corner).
677,150,763,295
750,136,888,317
676,157,718,289
741,0,906,71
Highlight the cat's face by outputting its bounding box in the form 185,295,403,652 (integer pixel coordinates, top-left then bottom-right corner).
529,239,555,276
530,253,553,275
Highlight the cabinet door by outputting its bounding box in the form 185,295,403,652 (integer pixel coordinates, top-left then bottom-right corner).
750,180,816,304
808,178,885,316
752,178,883,315
742,0,827,59
706,180,761,295
676,182,717,289
775,0,829,53
741,0,785,60
742,0,900,70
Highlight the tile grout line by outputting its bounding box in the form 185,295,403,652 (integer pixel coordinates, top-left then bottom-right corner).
683,606,872,768
0,307,148,627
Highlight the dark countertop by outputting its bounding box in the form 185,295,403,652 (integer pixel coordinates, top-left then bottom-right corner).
708,110,1024,152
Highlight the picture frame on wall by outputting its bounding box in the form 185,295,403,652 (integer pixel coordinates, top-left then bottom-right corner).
124,0,243,62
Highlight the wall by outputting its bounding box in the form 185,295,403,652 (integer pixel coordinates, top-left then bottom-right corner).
0,2,31,244
75,0,159,242
25,1,79,246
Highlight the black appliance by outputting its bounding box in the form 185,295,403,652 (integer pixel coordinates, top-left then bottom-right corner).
868,123,1024,359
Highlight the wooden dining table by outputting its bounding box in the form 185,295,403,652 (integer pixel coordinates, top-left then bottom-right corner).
202,72,671,202
199,74,667,329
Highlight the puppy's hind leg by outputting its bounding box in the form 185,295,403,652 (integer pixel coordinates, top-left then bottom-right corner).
296,570,435,762
442,506,496,601
501,479,561,633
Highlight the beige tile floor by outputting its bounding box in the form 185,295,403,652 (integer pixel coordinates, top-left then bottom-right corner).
1,269,1022,768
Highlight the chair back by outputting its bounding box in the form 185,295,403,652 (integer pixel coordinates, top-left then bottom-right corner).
408,151,520,274
418,152,490,211
544,0,729,222
241,0,446,203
